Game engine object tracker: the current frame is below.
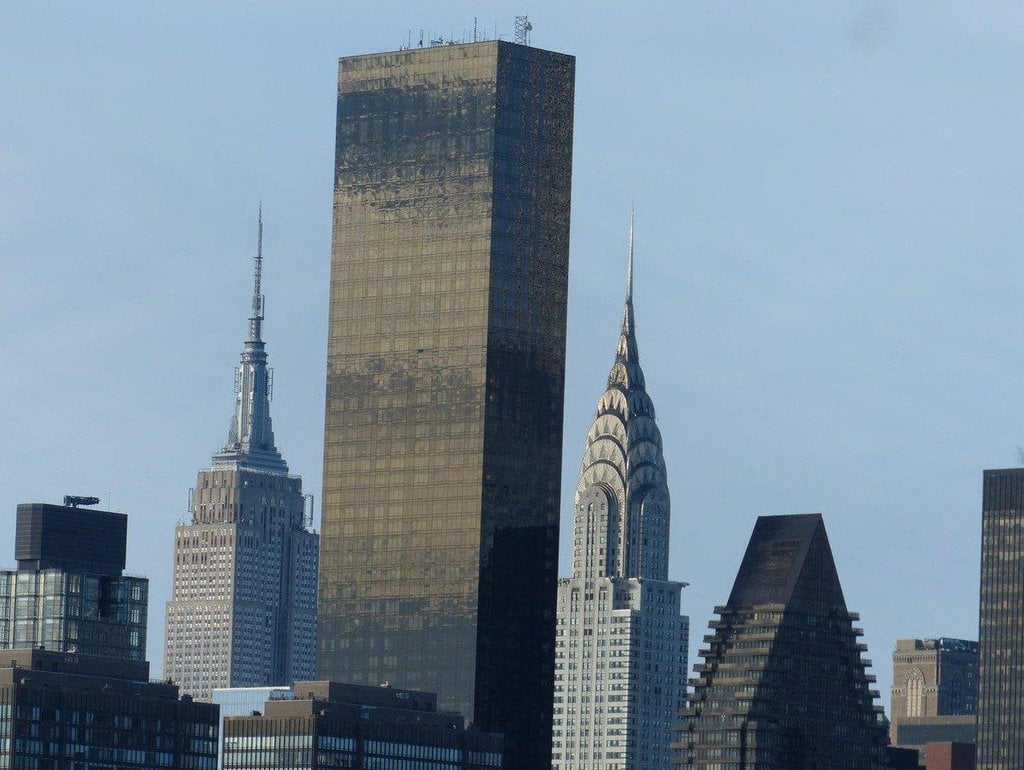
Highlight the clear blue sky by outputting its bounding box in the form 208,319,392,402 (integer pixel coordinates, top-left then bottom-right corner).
4,1,1022,705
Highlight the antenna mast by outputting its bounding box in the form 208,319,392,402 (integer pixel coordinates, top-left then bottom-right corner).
514,16,532,45
250,204,265,340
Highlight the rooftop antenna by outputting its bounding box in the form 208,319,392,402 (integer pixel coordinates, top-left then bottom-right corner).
474,17,478,42
514,15,532,45
250,204,265,341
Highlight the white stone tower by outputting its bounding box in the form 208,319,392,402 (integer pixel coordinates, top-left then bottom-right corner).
552,212,689,770
164,209,319,699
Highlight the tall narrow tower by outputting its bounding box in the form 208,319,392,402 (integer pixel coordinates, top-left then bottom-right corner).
552,214,689,770
164,210,319,699
977,467,1024,768
319,40,575,770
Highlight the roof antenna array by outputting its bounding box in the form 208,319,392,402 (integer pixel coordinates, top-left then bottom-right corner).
514,15,532,46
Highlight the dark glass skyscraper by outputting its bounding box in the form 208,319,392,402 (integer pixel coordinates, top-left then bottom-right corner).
319,41,575,770
977,467,1024,769
678,514,890,769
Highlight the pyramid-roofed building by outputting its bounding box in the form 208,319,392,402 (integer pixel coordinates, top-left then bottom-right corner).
677,514,891,769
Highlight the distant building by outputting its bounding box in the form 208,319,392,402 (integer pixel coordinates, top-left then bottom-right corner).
888,746,924,770
0,647,218,769
892,638,978,725
890,638,977,755
677,514,891,769
222,681,502,770
319,39,575,770
212,686,293,768
552,216,688,770
164,210,319,700
925,742,976,770
977,467,1024,769
0,502,147,660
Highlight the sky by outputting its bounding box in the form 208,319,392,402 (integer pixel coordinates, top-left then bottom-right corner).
3,1,1023,705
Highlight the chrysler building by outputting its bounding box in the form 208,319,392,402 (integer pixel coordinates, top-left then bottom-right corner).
552,213,689,770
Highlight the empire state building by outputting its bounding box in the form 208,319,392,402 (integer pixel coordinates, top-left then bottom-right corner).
163,210,319,699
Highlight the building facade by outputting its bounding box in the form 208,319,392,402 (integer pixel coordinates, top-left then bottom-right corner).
552,219,688,770
891,638,978,726
890,637,977,756
977,467,1024,770
222,681,502,770
0,648,218,769
164,211,319,700
678,514,891,769
319,40,575,770
0,502,147,661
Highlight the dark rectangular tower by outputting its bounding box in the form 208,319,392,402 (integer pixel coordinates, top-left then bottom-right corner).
1,503,147,661
977,468,1024,769
319,41,575,770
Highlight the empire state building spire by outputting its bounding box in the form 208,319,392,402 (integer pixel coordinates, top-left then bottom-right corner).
212,206,288,475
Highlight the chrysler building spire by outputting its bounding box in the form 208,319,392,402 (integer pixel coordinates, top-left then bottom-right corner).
212,207,288,475
573,209,668,581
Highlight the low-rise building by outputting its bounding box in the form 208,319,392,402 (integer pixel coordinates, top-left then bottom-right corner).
222,681,502,770
0,647,218,768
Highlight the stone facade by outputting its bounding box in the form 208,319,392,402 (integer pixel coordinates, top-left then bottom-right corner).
163,212,318,699
552,218,689,770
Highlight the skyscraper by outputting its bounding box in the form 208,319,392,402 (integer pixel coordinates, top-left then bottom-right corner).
678,514,890,769
319,40,575,770
164,211,319,700
551,216,688,770
977,467,1024,769
0,501,148,660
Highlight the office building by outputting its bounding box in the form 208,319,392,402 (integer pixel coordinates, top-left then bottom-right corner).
319,40,575,770
890,638,977,757
551,218,688,770
678,514,890,769
0,647,218,769
0,501,147,660
977,467,1024,769
212,686,294,768
222,681,502,770
164,211,319,699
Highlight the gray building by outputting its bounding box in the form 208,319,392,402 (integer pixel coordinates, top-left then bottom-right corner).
222,681,502,770
318,39,575,770
552,217,688,770
977,467,1024,769
164,211,319,700
0,501,147,661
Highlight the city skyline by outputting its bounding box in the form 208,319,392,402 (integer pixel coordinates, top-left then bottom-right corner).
3,3,1016,706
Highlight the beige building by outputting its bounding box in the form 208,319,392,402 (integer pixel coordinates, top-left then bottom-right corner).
890,638,977,756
